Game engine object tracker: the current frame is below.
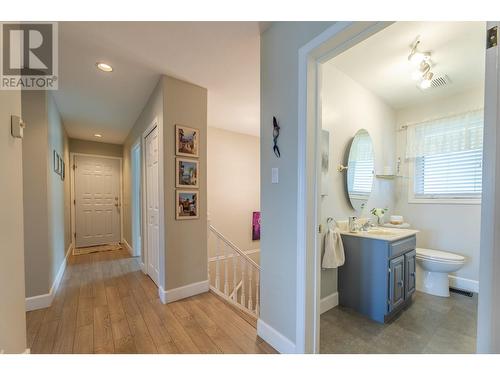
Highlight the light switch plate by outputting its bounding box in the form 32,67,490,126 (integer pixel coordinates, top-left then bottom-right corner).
11,115,25,139
272,167,279,184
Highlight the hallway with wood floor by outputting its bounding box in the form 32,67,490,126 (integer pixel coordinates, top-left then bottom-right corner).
26,249,276,354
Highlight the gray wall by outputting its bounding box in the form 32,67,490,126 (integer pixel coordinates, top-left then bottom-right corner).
260,22,335,345
123,75,208,291
0,90,27,353
21,91,70,298
69,138,123,157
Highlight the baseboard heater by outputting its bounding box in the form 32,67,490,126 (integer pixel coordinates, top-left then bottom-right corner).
449,287,474,297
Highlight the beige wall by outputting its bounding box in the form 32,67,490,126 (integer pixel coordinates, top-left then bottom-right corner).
0,90,27,353
395,88,484,285
207,127,260,253
163,75,208,290
21,91,70,298
123,75,208,292
69,138,123,157
320,64,397,298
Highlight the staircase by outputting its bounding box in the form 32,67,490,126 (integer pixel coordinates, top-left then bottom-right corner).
208,224,260,318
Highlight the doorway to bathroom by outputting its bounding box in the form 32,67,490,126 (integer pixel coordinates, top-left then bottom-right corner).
296,21,493,353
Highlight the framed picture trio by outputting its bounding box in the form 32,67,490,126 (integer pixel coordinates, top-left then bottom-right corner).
175,124,200,220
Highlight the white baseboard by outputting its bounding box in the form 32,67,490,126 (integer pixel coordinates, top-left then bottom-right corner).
26,243,72,312
257,319,296,354
159,279,209,304
121,239,133,256
320,292,339,314
140,262,146,274
449,275,479,293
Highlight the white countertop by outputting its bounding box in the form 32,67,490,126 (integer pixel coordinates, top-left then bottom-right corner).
339,227,419,242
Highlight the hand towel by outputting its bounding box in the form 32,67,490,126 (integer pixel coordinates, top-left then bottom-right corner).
322,227,345,269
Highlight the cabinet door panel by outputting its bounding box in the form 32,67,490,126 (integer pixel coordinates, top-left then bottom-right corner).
405,249,417,298
389,255,405,312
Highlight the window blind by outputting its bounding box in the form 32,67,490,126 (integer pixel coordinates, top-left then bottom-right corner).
414,144,483,199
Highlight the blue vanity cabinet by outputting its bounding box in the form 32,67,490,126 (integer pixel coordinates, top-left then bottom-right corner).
338,234,417,323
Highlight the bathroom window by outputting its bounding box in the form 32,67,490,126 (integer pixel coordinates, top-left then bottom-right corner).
407,109,484,203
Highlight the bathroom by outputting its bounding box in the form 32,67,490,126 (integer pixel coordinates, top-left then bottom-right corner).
319,21,484,353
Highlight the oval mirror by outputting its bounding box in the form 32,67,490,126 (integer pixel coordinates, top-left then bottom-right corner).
346,129,374,212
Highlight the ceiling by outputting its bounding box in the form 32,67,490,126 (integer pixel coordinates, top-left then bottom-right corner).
55,22,261,144
326,22,486,110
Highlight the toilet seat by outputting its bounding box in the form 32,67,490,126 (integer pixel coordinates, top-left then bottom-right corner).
416,248,465,263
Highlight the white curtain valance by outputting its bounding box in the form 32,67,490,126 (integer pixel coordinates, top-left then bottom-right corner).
405,109,484,159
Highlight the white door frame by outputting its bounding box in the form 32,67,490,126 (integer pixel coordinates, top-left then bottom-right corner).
70,152,123,249
296,21,391,354
477,21,500,353
131,140,142,257
297,21,500,354
141,117,166,293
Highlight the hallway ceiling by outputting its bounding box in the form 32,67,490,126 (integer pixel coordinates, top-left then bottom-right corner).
55,22,261,144
326,21,486,110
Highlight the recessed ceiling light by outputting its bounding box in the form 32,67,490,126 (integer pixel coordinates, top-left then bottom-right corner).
94,133,102,138
96,62,113,72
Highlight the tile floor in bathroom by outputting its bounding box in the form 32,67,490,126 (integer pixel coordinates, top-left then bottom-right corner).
320,291,477,354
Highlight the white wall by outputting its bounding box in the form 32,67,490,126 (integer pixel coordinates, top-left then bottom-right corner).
320,63,397,298
395,87,484,287
208,127,260,253
0,90,27,353
260,21,335,349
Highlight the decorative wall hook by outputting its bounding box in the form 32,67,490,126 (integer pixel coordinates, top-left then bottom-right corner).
273,116,281,158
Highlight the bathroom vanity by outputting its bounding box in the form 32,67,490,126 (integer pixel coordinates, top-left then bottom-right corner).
338,228,419,323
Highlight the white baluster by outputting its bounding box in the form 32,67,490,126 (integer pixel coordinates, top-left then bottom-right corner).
248,266,253,311
224,244,229,296
215,237,220,290
255,269,260,316
240,257,246,308
232,253,237,301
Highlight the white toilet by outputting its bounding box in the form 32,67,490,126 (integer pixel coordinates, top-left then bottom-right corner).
415,248,466,297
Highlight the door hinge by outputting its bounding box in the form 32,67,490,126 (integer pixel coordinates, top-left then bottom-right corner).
318,224,323,234
74,232,76,239
487,26,498,49
73,164,77,170
73,199,76,205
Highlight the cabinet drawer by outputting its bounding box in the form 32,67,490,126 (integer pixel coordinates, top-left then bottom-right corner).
389,236,416,258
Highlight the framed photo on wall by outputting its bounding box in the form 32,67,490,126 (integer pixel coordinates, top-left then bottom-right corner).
176,157,199,188
175,124,199,157
176,190,199,220
252,211,261,241
53,150,59,173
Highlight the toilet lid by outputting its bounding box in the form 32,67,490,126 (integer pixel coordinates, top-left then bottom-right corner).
416,248,465,262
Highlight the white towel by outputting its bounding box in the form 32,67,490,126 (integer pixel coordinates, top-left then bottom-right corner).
322,227,345,269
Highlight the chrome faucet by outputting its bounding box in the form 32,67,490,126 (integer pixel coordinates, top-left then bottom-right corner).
360,219,375,232
349,216,358,232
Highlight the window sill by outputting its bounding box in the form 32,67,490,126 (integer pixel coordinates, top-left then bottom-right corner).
408,197,481,205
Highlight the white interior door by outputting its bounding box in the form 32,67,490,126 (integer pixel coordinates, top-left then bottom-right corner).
145,127,160,285
132,144,142,257
74,155,121,248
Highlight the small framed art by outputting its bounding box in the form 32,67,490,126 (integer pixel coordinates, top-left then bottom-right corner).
176,190,199,220
176,157,199,188
175,125,199,157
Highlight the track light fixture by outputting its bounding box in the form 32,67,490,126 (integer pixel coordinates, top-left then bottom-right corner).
408,39,434,90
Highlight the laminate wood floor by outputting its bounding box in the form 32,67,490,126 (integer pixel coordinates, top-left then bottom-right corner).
26,249,276,354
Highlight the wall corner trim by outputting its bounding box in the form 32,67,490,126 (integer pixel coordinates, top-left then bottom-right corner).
256,319,297,354
158,279,209,304
25,243,73,311
121,239,133,256
320,292,339,314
